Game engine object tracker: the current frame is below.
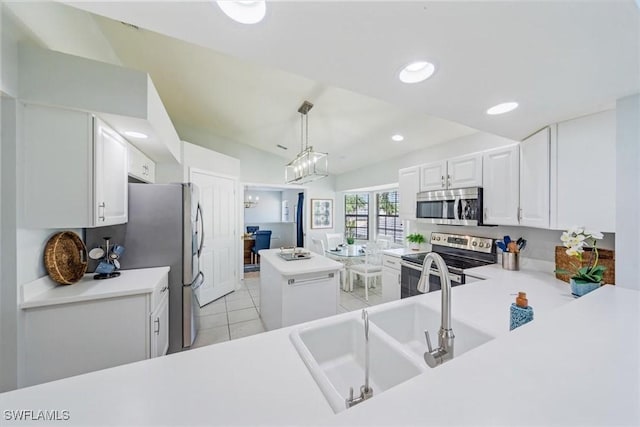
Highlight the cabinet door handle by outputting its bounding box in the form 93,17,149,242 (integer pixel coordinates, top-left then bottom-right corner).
484,207,487,220
160,286,168,293
98,202,106,222
441,175,445,188
154,318,160,335
447,174,451,188
517,207,522,222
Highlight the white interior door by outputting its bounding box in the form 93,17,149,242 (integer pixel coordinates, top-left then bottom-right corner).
191,169,238,306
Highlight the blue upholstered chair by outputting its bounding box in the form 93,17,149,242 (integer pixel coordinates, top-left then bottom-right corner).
251,230,272,264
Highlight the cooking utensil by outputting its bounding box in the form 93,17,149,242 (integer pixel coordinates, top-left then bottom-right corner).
496,241,507,251
503,235,512,245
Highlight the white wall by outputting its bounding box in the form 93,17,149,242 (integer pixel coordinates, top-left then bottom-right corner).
615,93,640,290
0,3,19,392
406,222,615,264
174,122,338,248
244,190,281,223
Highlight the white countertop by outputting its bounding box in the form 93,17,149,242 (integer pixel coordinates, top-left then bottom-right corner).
20,267,170,309
381,247,426,258
259,249,343,277
2,265,638,426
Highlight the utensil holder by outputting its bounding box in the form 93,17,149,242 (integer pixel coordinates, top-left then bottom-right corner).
502,252,520,271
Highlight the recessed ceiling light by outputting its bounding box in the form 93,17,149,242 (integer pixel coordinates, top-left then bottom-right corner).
486,102,519,115
216,1,266,24
391,134,404,142
399,61,436,84
124,131,148,139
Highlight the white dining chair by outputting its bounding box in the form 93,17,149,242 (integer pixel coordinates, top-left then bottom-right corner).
375,235,394,249
325,233,344,250
348,242,383,301
310,237,326,255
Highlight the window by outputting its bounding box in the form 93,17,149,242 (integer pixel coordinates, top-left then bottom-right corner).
345,193,369,240
376,191,403,243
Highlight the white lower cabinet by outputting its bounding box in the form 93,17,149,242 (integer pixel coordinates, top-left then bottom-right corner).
21,268,169,387
483,144,520,225
150,290,169,358
381,255,401,302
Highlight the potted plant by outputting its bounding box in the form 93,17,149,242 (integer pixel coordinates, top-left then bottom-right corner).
555,226,606,297
406,233,425,251
345,223,356,245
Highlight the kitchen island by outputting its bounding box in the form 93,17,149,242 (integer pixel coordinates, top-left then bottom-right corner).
259,249,343,330
1,263,638,426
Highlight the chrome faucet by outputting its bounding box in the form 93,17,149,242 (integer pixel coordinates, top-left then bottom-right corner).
417,252,455,368
346,309,374,408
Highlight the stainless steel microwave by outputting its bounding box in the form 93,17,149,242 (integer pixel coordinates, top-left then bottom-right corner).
416,187,484,226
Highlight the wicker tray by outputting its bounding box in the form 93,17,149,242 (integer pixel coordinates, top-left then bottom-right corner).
44,231,88,285
554,246,615,285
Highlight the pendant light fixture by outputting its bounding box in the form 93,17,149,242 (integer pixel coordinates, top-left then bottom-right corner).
285,100,328,184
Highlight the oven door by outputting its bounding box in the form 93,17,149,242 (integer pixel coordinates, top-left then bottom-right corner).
426,268,464,292
400,261,423,299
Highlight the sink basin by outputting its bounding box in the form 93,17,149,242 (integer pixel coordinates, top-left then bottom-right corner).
290,316,425,413
368,301,495,364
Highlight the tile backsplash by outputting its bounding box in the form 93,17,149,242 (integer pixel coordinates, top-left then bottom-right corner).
405,221,615,263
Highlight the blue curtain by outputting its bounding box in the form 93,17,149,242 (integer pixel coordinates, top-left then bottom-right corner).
296,192,304,247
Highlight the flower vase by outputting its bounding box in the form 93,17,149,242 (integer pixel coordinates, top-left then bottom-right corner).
570,278,600,297
409,243,421,251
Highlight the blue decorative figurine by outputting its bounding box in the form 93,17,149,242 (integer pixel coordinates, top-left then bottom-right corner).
510,292,534,330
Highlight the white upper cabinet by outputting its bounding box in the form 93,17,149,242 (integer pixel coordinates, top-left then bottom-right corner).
419,153,482,192
552,110,616,232
519,127,550,229
128,142,156,183
419,161,447,191
94,120,128,226
447,153,483,189
398,166,420,219
483,144,520,225
20,104,128,228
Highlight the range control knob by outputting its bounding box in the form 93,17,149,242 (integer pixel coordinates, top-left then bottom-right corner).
478,242,484,248
472,241,477,246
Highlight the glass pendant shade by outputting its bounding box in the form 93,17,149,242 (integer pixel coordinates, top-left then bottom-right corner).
285,100,329,184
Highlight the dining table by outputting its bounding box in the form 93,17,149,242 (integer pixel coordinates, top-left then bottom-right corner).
324,244,367,291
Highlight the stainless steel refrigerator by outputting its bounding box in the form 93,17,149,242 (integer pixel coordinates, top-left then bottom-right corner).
86,183,204,353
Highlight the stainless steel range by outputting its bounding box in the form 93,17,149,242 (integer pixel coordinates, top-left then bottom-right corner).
400,232,497,298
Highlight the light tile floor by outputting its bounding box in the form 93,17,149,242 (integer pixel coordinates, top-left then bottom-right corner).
192,271,386,348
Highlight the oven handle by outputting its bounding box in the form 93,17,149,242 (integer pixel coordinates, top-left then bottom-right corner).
401,262,462,283
453,197,461,221
400,261,423,272
428,268,462,284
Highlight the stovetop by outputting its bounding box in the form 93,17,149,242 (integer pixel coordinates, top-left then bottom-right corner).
401,232,497,272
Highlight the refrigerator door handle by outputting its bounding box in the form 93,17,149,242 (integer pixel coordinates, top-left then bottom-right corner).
196,203,205,258
191,271,205,290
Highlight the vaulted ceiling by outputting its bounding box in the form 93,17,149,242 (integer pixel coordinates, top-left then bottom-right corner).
7,1,639,175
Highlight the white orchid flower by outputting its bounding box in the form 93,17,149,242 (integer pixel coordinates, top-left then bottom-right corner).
560,232,571,243
568,225,584,235
586,230,604,240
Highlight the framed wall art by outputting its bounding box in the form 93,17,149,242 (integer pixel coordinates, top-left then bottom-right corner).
311,199,333,229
